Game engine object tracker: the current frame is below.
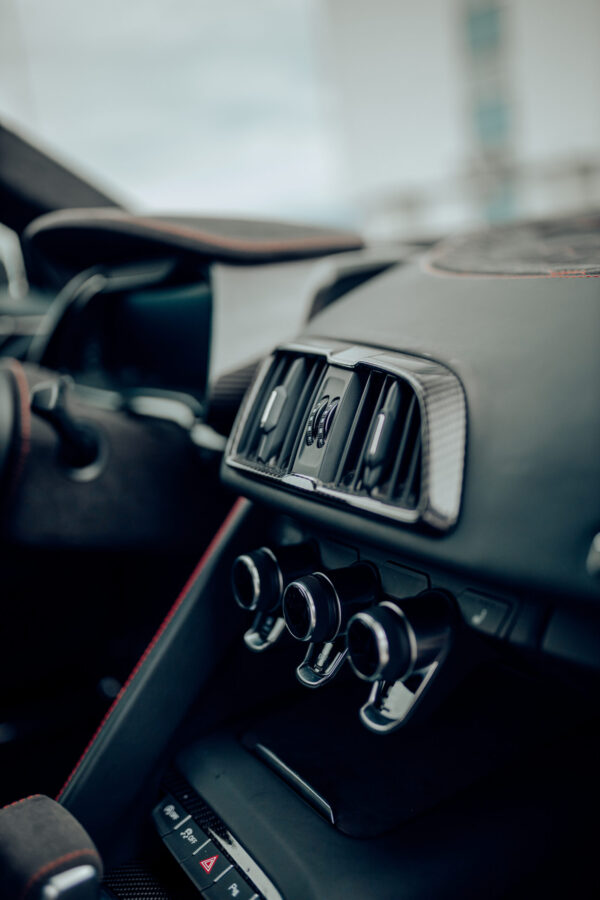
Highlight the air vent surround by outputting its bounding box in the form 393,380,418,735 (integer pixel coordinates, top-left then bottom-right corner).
226,342,466,531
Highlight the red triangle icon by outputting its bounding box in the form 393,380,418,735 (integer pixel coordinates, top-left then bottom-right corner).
199,854,219,874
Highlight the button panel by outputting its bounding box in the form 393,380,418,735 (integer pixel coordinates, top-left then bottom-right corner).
153,792,275,899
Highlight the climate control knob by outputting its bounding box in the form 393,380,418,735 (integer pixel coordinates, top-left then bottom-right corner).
347,591,452,682
232,543,317,613
232,542,318,652
283,563,379,643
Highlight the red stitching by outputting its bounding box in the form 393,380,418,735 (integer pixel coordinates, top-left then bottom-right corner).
0,794,42,812
56,497,246,799
21,848,97,900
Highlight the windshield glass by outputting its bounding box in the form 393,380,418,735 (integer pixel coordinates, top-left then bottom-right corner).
1,0,599,239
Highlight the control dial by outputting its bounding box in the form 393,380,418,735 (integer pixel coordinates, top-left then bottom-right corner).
347,591,452,682
283,563,379,643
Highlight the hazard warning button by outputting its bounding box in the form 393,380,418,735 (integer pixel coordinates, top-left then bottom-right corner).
182,840,232,890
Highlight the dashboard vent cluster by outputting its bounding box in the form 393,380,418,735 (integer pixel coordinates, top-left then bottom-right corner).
235,350,326,474
226,342,466,531
333,369,422,511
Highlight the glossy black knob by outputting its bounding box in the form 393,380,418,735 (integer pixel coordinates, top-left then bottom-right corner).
232,542,317,613
283,563,379,643
347,591,453,682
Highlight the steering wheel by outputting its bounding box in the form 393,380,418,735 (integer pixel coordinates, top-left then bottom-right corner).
0,360,29,506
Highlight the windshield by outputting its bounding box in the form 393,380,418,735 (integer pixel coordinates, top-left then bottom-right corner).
1,0,599,239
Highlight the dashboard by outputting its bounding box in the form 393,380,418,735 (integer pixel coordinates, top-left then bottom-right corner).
1,206,599,900
223,248,600,679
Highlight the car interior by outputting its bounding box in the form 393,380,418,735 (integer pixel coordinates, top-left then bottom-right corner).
0,7,599,898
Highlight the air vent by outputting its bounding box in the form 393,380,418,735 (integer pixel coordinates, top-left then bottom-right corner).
332,370,422,511
226,342,466,531
236,350,326,474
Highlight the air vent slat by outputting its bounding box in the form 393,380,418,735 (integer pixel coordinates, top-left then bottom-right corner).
276,357,325,471
238,354,287,458
333,367,422,512
334,371,376,486
383,393,418,501
349,374,389,491
398,430,421,507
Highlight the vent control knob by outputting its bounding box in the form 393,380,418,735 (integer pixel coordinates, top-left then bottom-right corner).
283,563,379,687
316,397,339,448
305,396,329,446
232,542,318,652
283,563,379,643
347,591,452,683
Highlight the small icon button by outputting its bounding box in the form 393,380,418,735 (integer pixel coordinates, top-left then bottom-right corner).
152,795,189,836
457,590,511,635
203,866,258,900
164,819,209,861
182,840,232,889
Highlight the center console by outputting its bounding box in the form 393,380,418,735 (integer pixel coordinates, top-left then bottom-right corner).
65,333,598,900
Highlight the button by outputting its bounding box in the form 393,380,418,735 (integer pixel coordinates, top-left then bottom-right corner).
457,590,510,635
152,795,189,836
182,841,232,890
203,868,258,899
164,820,210,861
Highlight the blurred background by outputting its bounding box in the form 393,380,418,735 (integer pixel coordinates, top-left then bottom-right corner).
1,0,599,241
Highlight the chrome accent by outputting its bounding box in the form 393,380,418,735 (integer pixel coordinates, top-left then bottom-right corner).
368,411,386,457
347,610,391,682
234,555,261,611
42,865,97,899
225,341,466,531
283,580,317,641
296,639,348,688
312,570,343,638
260,389,278,428
359,661,440,734
586,532,600,578
262,545,284,598
254,743,335,824
380,599,419,680
243,615,286,652
281,473,318,490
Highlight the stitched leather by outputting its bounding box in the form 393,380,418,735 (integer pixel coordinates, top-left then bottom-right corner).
21,848,97,900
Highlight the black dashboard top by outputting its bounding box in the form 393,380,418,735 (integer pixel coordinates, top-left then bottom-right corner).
224,251,600,607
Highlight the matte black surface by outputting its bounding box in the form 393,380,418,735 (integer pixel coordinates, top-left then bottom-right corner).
179,724,600,900
241,664,578,837
23,209,364,287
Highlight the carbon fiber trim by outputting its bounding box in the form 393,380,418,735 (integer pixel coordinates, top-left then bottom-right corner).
102,863,172,900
